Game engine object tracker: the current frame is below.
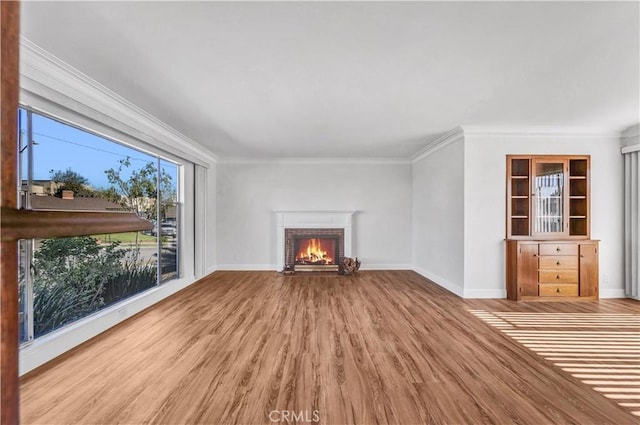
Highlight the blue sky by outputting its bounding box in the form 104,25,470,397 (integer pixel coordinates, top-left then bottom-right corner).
20,109,177,190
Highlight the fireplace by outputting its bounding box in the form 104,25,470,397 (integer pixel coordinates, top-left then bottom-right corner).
275,211,354,273
285,228,344,272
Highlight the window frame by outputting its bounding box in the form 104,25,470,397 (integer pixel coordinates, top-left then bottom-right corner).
17,105,188,345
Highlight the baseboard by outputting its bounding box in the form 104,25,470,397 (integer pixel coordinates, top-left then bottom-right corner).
412,266,464,297
215,263,411,271
215,264,279,271
19,274,199,376
599,288,627,298
463,288,506,299
360,263,412,270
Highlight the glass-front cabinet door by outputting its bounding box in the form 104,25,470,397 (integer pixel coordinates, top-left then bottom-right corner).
532,159,568,237
506,155,590,239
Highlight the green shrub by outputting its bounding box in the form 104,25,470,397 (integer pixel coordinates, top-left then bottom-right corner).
32,237,157,337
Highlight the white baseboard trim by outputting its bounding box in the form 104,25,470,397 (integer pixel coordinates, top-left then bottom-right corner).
205,265,218,276
216,264,411,272
463,288,506,299
600,288,627,298
412,266,464,297
19,274,199,376
360,263,412,270
215,264,279,271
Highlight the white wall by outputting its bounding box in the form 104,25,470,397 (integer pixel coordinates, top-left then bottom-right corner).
464,133,625,298
621,124,639,148
216,162,412,269
412,138,465,296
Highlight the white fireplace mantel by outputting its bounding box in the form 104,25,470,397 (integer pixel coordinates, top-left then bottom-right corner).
275,211,355,270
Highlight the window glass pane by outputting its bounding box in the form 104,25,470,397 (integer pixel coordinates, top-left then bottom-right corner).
17,107,184,339
31,113,158,211
32,233,158,338
18,110,30,344
18,240,29,344
534,162,564,233
160,160,179,282
18,109,28,208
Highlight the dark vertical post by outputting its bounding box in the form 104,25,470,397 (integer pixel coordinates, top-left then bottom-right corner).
1,0,21,423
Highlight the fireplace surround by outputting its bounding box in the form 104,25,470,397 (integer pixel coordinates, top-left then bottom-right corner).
275,211,354,272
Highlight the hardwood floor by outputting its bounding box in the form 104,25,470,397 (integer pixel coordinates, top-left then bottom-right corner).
20,271,640,424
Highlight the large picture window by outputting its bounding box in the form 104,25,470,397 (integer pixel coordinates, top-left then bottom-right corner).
18,108,181,343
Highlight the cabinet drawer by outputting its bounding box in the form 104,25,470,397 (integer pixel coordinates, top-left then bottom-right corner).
539,256,579,270
539,244,578,256
539,270,579,283
539,283,579,297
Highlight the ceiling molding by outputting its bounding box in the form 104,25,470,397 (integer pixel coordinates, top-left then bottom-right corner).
19,37,217,166
460,125,622,139
411,126,464,164
219,157,411,165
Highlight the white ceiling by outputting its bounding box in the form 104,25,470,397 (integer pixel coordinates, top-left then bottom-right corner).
21,1,639,159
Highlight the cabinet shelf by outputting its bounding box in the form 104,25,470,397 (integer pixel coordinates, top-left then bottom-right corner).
507,155,590,239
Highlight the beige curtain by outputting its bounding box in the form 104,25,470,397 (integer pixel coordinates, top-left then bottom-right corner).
624,148,639,299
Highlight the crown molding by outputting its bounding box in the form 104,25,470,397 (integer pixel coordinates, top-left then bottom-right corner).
219,157,411,165
460,125,621,139
19,37,217,166
411,126,464,163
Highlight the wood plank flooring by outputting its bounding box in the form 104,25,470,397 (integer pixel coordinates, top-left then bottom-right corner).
20,271,640,424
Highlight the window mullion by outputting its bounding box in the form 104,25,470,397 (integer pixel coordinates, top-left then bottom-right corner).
156,157,161,286
26,110,35,342
26,239,34,342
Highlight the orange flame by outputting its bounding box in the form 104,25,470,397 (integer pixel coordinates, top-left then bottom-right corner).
296,238,334,265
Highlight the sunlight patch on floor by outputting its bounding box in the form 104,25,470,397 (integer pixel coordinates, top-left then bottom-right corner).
470,310,640,417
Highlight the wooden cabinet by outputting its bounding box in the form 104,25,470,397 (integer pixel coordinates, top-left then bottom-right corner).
506,155,597,301
506,240,599,301
507,155,590,239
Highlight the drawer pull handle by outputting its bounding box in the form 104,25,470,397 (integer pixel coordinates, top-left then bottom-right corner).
556,247,561,252
556,261,561,266
556,288,560,293
556,275,560,279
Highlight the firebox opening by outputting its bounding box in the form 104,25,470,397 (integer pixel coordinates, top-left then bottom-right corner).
294,238,337,266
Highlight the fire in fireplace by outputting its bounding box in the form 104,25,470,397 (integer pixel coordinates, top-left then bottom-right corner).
284,228,344,272
295,238,336,266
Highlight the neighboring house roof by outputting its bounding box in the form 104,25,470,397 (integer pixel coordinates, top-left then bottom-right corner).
30,194,126,212
164,204,177,220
